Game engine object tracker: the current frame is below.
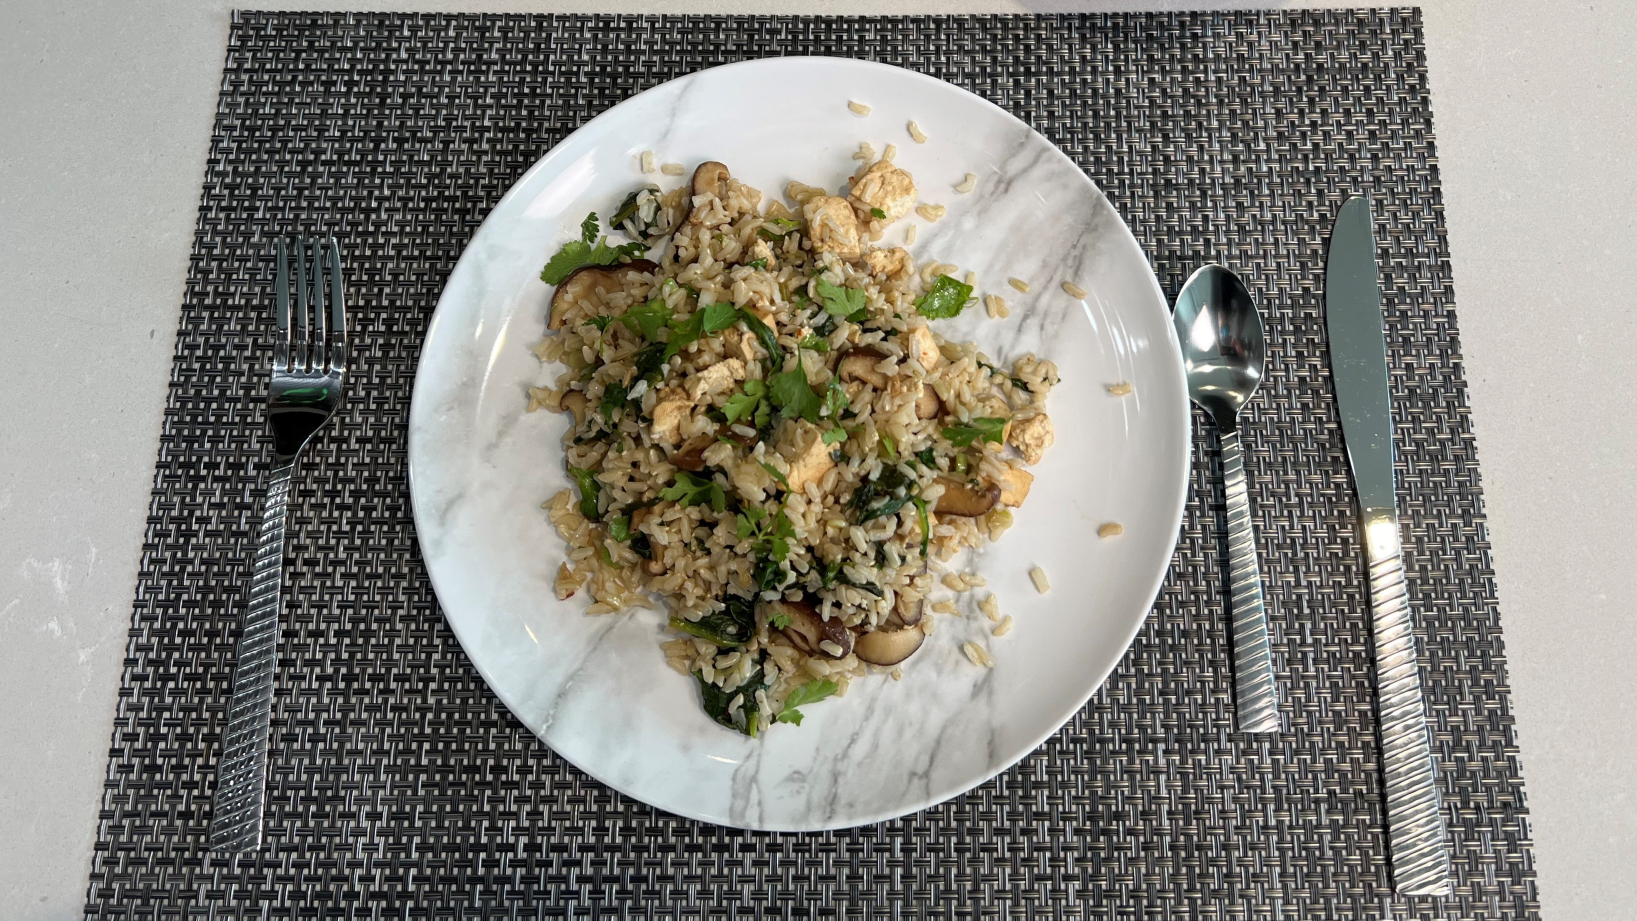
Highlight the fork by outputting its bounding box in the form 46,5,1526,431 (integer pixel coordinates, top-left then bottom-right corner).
209,236,348,853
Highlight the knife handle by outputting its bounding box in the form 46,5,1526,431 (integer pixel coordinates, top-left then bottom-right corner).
1361,509,1453,896
1220,428,1280,733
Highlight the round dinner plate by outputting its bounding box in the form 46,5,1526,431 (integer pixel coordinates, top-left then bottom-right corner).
408,57,1190,831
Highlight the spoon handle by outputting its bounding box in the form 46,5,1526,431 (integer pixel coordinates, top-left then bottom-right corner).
1220,428,1281,732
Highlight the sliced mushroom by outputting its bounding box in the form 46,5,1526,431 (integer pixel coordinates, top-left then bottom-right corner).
558,390,589,425
692,161,731,199
915,384,942,420
893,591,924,627
767,599,852,659
546,259,659,330
853,627,926,667
932,475,1001,517
837,347,891,389
669,432,717,472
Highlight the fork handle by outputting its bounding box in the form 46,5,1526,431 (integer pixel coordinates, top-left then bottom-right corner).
209,461,293,852
1362,508,1453,895
1221,428,1280,733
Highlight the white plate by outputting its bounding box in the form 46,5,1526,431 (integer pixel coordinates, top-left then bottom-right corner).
408,57,1190,831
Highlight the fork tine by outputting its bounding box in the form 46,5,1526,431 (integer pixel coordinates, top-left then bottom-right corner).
326,237,347,373
292,237,310,371
309,237,328,370
273,237,291,372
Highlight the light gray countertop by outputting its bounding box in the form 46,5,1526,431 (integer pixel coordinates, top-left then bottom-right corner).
2,2,1632,918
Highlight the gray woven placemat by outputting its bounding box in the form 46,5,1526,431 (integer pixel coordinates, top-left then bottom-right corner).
83,11,1537,919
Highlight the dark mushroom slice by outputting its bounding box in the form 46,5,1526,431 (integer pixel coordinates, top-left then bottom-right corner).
766,599,852,659
914,384,942,420
546,259,659,330
893,590,924,627
932,475,1001,517
837,347,891,390
610,184,674,242
691,161,731,200
669,432,718,472
853,626,925,667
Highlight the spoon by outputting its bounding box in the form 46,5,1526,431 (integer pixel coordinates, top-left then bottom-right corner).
1174,264,1280,733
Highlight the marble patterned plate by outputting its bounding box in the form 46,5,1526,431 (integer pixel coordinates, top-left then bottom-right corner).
408,57,1190,831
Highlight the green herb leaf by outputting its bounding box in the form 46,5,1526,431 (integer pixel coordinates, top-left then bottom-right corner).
822,379,850,420
632,340,667,382
914,273,975,319
769,611,791,629
622,297,673,341
822,427,848,445
742,258,768,270
869,207,887,219
916,446,937,467
659,471,725,511
798,334,830,353
759,217,800,238
580,212,599,244
776,678,839,726
878,434,899,463
942,416,1008,448
768,362,822,423
540,213,650,285
722,379,767,424
910,495,930,558
701,300,741,333
586,315,616,331
735,309,782,362
954,453,970,475
697,661,768,735
596,539,621,569
671,596,756,649
608,515,631,542
599,382,629,421
815,276,868,319
567,466,601,521
759,461,791,492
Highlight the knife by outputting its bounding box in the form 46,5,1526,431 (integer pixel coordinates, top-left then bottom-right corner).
1326,195,1452,897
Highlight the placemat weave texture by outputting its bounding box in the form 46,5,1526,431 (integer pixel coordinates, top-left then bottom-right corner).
84,11,1537,919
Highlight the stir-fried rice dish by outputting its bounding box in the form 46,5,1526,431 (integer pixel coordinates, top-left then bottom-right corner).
528,152,1058,736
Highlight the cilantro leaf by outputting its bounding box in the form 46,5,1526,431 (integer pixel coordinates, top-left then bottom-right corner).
776,678,839,726
586,315,616,332
822,427,848,445
942,416,1008,447
622,297,673,341
659,471,726,512
815,276,868,320
759,461,791,492
768,362,822,423
700,301,740,333
914,273,975,319
742,258,768,270
608,515,631,542
798,334,830,352
567,466,602,521
869,207,887,219
540,212,650,285
822,379,849,419
769,611,791,629
722,379,767,424
878,434,898,463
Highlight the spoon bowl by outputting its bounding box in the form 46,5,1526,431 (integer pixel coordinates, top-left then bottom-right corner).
1173,265,1266,430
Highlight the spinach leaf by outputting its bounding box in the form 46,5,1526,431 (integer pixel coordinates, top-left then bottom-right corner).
632,340,668,382
697,662,769,736
599,382,629,420
915,446,937,467
671,595,756,648
566,466,602,521
910,495,931,558
607,515,631,541
914,273,975,319
737,309,782,361
629,532,653,559
775,678,840,726
942,416,1008,448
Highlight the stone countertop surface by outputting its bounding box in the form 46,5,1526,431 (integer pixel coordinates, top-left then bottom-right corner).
2,2,1631,918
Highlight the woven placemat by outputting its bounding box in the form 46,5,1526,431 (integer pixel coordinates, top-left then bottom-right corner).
84,11,1536,919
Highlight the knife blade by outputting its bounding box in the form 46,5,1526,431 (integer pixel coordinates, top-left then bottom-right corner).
1326,195,1452,897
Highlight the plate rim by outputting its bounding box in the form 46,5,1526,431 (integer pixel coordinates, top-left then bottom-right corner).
408,54,1192,830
